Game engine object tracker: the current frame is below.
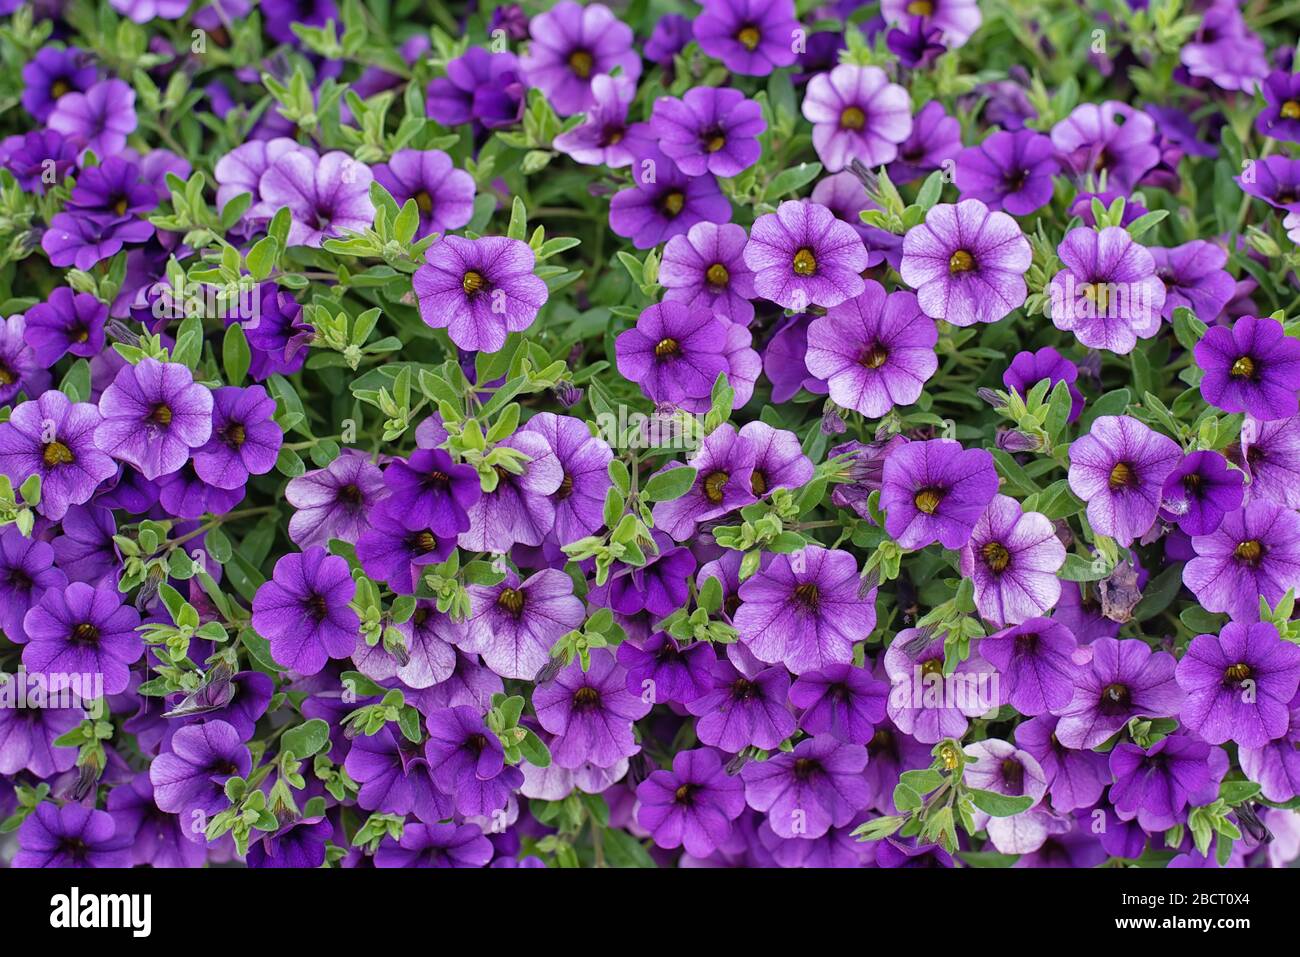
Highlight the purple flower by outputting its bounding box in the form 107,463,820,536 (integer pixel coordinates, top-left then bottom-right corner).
735,545,876,676
381,448,480,536
1240,692,1300,802
149,720,251,832
1180,2,1267,94
457,430,563,553
960,495,1065,627
357,498,457,593
801,64,912,172
426,49,525,130
1053,637,1183,750
0,390,115,521
67,156,156,219
744,200,868,311
1158,450,1244,536
588,531,697,618
884,628,998,743
532,648,652,769
13,804,133,868
608,148,731,250
214,138,307,231
694,0,800,76
880,0,981,48
345,727,450,823
804,281,937,418
1015,715,1110,812
886,16,947,70
374,822,493,868
0,314,42,405
686,658,795,752
1257,71,1300,144
1235,156,1300,214
519,0,641,116
22,578,142,695
244,284,311,379
352,600,459,689
789,663,889,745
48,79,137,159
0,699,80,778
652,87,765,178
1176,620,1300,748
520,412,613,546
286,449,386,548
954,129,1059,215
650,424,758,541
1049,102,1159,193
20,46,96,123
615,300,730,407
552,74,651,168
636,747,746,857
42,209,153,269
464,568,584,680
1109,735,1228,832
616,633,714,706
24,288,108,366
95,358,213,480
1150,241,1235,323
1229,414,1300,510
962,739,1048,852
741,736,868,839
1184,501,1300,622
645,14,693,66
259,150,375,247
889,101,961,185
0,527,67,644
1003,346,1083,423
247,817,331,869
1,129,78,194
880,438,998,550
811,170,903,268
251,546,359,675
980,617,1078,716
899,198,1031,327
191,385,282,490
371,149,475,239
413,235,548,353
1067,415,1181,546
424,706,524,817
260,0,338,44
1196,316,1300,421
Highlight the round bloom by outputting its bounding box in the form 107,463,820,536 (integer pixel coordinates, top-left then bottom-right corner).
659,222,757,327
426,48,525,130
47,79,137,159
1158,450,1244,536
22,579,143,696
519,1,641,116
1176,620,1300,748
192,385,282,490
1066,415,1181,546
1184,501,1300,622
1150,240,1235,323
1109,735,1228,833
879,438,998,550
805,281,937,418
24,288,107,366
1236,155,1300,214
1049,101,1159,192
899,199,1031,327
694,0,800,76
0,390,115,521
95,358,213,480
741,736,869,839
1014,715,1109,812
358,498,458,593
532,648,652,769
615,300,730,407
635,747,746,858
1257,70,1300,144
20,47,96,123
981,617,1078,716
744,201,868,311
552,74,650,168
381,448,480,535
884,628,998,743
959,495,1065,627
1053,637,1183,750
150,720,253,831
520,411,613,546
954,129,1059,215
686,658,795,752
649,424,757,542
413,235,548,353
463,568,584,681
735,546,877,675
371,149,475,239
1049,226,1166,354
258,150,375,247
608,148,731,250
424,706,524,818
880,0,981,48
14,804,133,869
651,87,765,178
1195,316,1300,421
789,664,889,745
889,101,962,185
251,546,360,676
800,64,912,172
374,822,493,868
286,450,387,548
1229,414,1300,510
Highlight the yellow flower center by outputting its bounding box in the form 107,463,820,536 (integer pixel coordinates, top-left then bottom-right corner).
568,50,593,78
751,470,768,496
981,541,1011,573
51,80,71,98
462,270,485,294
792,247,817,276
736,25,761,51
1282,101,1300,120
654,338,679,359
1234,539,1263,565
1230,355,1256,379
914,487,943,514
149,403,172,426
703,470,729,504
861,345,889,369
661,191,685,217
1108,461,1135,490
1083,282,1110,311
43,441,74,467
415,190,433,215
793,581,820,609
840,106,866,131
497,587,525,616
705,133,727,152
706,262,730,287
907,0,934,14
948,249,975,274
1224,662,1252,683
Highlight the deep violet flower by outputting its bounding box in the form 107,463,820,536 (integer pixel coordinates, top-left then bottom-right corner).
464,568,584,680
1066,415,1181,547
1150,241,1236,323
1053,637,1183,750
636,747,746,857
804,281,937,418
649,424,757,542
607,147,731,250
1049,101,1159,193
614,300,730,407
285,449,387,548
886,15,947,70
0,700,80,778
0,390,116,521
616,632,715,705
651,87,765,178
959,495,1065,627
800,64,912,172
1003,346,1084,423
694,0,800,76
979,617,1078,716
95,358,213,481
552,74,651,168
22,578,142,695
519,1,641,116
1195,316,1300,421
424,706,525,817
789,663,889,745
191,385,282,490
13,804,133,868
380,447,480,535
1237,158,1300,214
888,101,962,185
413,235,549,353
899,198,1031,327
149,719,252,832
0,129,78,194
47,79,137,159
744,200,868,311
1109,735,1229,832
879,438,998,550
345,727,450,824
741,736,869,839
23,288,107,366
1184,500,1300,622
352,600,459,690
1257,71,1300,144
20,46,96,123
1176,620,1300,748
258,151,375,248
251,546,359,675
374,822,493,868
426,49,525,130
1240,692,1300,802
587,532,698,618
456,430,563,553
735,546,876,676
0,526,67,644
685,658,795,752
357,498,457,594
532,648,652,769
1014,715,1110,812
954,129,1059,215
371,149,475,239
1158,450,1244,536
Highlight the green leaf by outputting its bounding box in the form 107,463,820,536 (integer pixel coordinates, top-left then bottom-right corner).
222,322,251,385
281,719,330,759
968,788,1034,817
643,467,697,502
